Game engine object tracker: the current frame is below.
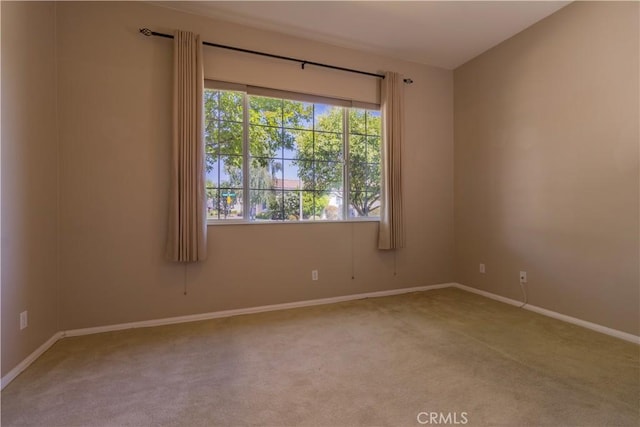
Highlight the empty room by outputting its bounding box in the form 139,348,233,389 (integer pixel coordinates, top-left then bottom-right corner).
1,1,638,426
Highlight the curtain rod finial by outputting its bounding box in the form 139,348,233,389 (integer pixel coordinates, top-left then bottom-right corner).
140,28,153,37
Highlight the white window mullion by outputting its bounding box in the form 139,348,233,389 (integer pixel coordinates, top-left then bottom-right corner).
242,93,250,221
343,109,350,220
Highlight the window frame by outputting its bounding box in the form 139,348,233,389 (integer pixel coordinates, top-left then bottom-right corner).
204,81,382,225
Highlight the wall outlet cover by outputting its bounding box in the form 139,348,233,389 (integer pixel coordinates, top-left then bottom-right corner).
520,271,527,284
20,311,28,330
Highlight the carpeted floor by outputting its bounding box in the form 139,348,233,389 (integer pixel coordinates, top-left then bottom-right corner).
2,287,639,426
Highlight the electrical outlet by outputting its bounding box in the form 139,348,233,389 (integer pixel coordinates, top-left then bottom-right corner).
519,271,527,284
312,270,318,281
479,263,486,274
20,311,28,330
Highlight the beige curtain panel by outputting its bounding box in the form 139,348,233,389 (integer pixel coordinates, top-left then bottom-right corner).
378,71,405,250
166,30,207,262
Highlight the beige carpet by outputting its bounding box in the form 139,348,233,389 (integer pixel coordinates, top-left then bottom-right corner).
2,288,638,426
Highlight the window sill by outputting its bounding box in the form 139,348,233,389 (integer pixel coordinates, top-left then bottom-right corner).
207,217,380,226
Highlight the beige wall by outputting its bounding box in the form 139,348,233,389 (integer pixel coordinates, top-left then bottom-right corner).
1,1,59,376
454,2,639,334
56,1,454,330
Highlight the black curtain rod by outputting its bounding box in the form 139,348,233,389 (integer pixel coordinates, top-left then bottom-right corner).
139,28,397,81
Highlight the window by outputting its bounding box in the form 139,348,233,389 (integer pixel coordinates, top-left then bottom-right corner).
204,85,381,223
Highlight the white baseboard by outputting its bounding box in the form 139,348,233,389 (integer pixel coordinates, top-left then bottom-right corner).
1,331,64,390
63,282,455,337
453,283,640,344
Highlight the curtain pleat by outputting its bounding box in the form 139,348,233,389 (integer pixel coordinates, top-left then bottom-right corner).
166,30,207,262
378,71,405,250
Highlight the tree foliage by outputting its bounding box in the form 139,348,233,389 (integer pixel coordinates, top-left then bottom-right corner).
204,90,381,220
346,112,382,216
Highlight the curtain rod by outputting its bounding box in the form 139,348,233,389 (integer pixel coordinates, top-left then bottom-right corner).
140,28,413,83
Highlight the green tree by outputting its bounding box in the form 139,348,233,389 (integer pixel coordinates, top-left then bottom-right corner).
205,90,381,220
228,162,275,218
292,107,342,219
294,107,381,217
205,91,311,169
206,91,309,218
204,91,243,172
267,192,299,220
303,192,328,219
346,109,381,216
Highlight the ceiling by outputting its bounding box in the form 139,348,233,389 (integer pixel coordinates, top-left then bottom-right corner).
154,1,570,69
